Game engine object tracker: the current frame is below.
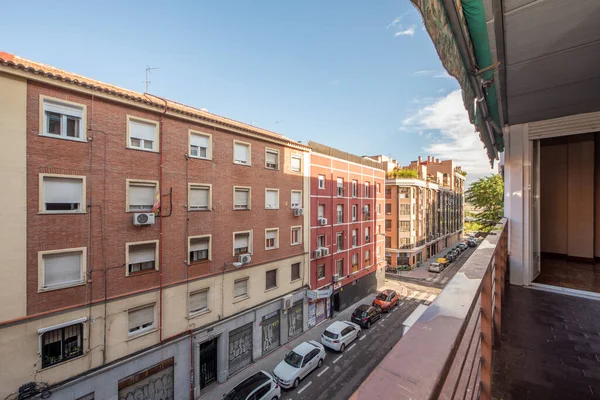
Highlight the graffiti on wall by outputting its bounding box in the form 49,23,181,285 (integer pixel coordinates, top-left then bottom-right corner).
118,358,174,400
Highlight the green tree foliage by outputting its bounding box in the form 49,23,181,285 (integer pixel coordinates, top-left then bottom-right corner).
465,174,504,232
387,168,418,179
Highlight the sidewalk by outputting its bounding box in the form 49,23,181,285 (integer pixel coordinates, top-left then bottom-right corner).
389,246,458,280
200,292,378,400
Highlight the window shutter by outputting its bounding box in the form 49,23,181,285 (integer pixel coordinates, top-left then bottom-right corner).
234,143,249,162
129,244,156,264
235,189,249,206
291,191,301,207
129,120,156,141
43,252,82,287
291,156,301,170
266,230,277,240
190,187,209,208
235,234,249,248
129,184,155,207
128,306,154,331
190,133,209,148
44,100,83,118
318,205,325,218
266,151,277,164
234,280,247,297
266,190,278,207
190,238,209,252
44,177,82,204
189,290,208,312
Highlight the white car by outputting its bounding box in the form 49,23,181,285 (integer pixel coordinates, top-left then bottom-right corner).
223,370,281,400
321,321,362,352
273,340,325,389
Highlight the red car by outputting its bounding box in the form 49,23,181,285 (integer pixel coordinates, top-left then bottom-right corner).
372,289,400,312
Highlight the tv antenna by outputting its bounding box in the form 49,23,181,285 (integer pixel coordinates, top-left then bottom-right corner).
145,66,160,92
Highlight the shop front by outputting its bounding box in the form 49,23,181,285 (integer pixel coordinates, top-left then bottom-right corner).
307,287,332,328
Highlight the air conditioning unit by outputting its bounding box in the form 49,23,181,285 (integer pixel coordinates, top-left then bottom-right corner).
314,248,323,258
333,273,340,282
134,213,155,226
319,217,328,226
238,254,251,264
294,208,304,216
320,247,330,256
362,206,369,213
282,295,294,310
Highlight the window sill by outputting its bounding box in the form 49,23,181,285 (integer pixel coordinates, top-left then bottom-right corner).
39,211,87,215
39,133,87,143
290,278,302,284
233,161,251,167
127,328,158,341
265,167,280,171
126,146,160,154
126,269,159,278
126,210,154,213
265,207,280,210
232,295,250,304
317,276,326,281
189,155,212,161
265,286,278,293
265,247,279,251
187,309,211,319
189,208,212,212
38,353,86,372
233,208,251,211
290,170,301,174
38,281,86,293
291,242,302,246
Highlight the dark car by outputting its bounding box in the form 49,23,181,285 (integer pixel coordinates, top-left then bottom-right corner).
351,305,381,328
468,239,477,248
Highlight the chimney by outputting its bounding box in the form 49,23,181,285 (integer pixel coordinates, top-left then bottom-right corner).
428,156,432,162
436,158,440,164
418,156,422,164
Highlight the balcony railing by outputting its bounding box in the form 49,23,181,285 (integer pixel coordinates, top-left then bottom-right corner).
351,218,508,400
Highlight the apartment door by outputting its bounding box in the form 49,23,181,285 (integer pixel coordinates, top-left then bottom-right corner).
530,140,541,282
199,338,218,389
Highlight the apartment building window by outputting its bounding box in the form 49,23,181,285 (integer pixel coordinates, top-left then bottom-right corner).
41,175,85,213
352,205,357,222
265,228,279,250
385,220,392,231
127,180,158,212
189,289,209,314
41,98,85,140
337,178,344,197
234,232,251,255
364,205,370,219
385,188,391,198
128,304,155,336
385,236,392,248
318,175,325,189
385,204,392,214
365,227,370,242
291,190,302,209
291,155,302,172
189,131,211,159
336,259,344,277
352,180,358,197
352,254,358,272
365,250,371,265
233,141,251,165
399,188,410,199
336,232,344,252
234,187,251,210
127,117,158,152
41,322,84,368
377,246,381,257
127,242,158,275
291,262,301,281
352,229,358,247
318,204,325,219
189,184,211,211
365,182,370,198
377,183,381,193
39,249,85,290
376,204,381,214
265,148,279,169
234,278,249,298
317,234,326,248
317,265,325,280
266,269,277,290
291,226,302,245
399,221,411,232
189,236,210,263
265,189,279,209
337,204,344,224
399,204,411,215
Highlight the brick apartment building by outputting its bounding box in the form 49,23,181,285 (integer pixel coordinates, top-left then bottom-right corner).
367,155,465,269
0,53,312,399
307,142,386,324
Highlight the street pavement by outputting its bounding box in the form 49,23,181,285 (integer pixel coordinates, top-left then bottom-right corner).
200,282,439,400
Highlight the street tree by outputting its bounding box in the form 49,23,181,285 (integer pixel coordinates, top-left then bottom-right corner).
465,174,504,232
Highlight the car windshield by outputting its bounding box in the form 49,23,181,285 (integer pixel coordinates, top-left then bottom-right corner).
323,330,338,339
223,373,268,400
353,307,366,317
284,351,303,368
376,293,388,301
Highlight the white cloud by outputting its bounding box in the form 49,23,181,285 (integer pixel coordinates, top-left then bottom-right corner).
386,11,413,29
395,25,416,37
402,89,494,182
413,69,452,79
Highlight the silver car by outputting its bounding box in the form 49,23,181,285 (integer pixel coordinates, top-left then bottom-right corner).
273,340,326,389
223,370,281,400
429,262,444,273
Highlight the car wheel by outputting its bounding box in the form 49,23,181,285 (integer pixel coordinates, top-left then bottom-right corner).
356,330,361,339
318,358,323,368
293,378,300,389
366,321,371,329
340,343,346,352
271,397,279,400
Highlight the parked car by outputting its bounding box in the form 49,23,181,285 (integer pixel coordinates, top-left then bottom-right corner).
321,321,361,352
372,289,400,312
429,262,444,273
351,304,381,328
223,370,281,400
468,239,477,247
436,258,449,267
446,253,456,262
273,341,325,389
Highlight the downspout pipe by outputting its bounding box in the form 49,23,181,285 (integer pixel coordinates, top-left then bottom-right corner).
441,0,501,160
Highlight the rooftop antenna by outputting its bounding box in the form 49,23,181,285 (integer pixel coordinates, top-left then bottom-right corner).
145,66,160,93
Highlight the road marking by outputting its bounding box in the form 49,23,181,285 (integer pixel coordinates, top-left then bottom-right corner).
417,292,428,301
297,381,312,394
359,334,367,341
348,343,357,351
333,354,343,364
441,277,449,284
407,292,417,300
425,277,433,282
317,366,330,377
427,294,436,303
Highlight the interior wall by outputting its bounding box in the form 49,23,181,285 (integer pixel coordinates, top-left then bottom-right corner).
595,135,600,257
540,138,568,254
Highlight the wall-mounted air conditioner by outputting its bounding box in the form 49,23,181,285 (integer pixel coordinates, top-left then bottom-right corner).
134,213,155,226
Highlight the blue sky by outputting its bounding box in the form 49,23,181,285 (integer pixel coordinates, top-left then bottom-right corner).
1,0,492,180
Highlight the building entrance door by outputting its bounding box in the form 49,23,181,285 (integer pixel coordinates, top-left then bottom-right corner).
199,338,217,389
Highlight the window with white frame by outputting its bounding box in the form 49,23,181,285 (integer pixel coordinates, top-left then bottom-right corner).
365,182,370,198
352,229,358,247
189,289,209,314
336,232,344,251
352,254,358,270
352,180,358,197
41,250,84,290
190,131,211,159
291,190,302,209
42,98,84,140
41,322,84,368
128,117,158,151
336,178,344,197
317,265,325,280
234,232,251,255
318,175,325,189
189,184,210,211
291,155,301,172
234,187,250,210
265,229,278,250
265,149,279,169
234,141,250,165
291,226,302,245
352,205,357,222
377,204,381,214
336,204,343,224
265,189,279,209
189,236,210,262
399,221,411,232
336,259,344,277
127,242,157,274
365,250,371,264
266,269,277,290
317,234,326,248
41,175,84,213
234,278,248,298
128,181,157,212
128,304,155,335
318,204,325,219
